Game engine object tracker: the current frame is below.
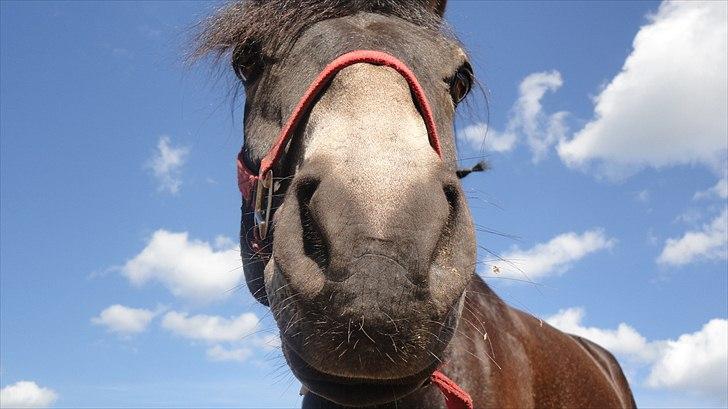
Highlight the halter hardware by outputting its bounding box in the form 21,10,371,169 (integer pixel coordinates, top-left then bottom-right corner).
253,170,274,240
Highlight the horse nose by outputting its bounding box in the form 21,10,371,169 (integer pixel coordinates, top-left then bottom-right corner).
290,158,457,287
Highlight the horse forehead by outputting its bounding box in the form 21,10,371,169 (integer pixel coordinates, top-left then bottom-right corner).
288,12,463,76
243,11,463,164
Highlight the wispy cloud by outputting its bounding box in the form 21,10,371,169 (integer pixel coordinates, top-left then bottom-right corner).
121,230,243,304
558,1,728,179
159,311,279,364
488,229,616,281
547,307,659,362
91,304,161,335
516,71,569,161
657,208,727,266
0,381,58,408
458,123,516,153
547,308,727,404
458,71,568,161
694,177,728,201
146,136,190,194
204,336,281,363
206,345,253,363
161,311,259,343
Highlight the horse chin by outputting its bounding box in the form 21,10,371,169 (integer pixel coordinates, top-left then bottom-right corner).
278,314,456,381
268,251,469,405
275,291,465,406
283,341,441,406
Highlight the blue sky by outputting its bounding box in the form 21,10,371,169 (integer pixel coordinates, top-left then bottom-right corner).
1,1,726,408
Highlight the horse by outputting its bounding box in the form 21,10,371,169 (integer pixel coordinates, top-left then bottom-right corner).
192,1,637,407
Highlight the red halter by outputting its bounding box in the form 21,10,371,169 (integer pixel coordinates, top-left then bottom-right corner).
236,50,472,409
237,50,444,244
431,369,474,409
237,50,442,199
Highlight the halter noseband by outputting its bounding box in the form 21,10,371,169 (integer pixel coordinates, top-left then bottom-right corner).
236,49,472,409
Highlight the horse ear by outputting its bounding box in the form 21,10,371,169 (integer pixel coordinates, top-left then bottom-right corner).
426,0,447,17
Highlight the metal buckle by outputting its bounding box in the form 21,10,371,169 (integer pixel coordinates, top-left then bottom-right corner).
253,170,274,240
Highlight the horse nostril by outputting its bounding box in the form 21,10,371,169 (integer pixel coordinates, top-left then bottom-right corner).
296,178,329,270
443,184,460,223
296,177,320,207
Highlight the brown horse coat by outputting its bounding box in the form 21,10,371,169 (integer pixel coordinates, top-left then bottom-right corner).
303,276,636,408
192,1,638,408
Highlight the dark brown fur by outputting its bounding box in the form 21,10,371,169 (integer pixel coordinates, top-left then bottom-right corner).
193,1,636,408
302,277,636,408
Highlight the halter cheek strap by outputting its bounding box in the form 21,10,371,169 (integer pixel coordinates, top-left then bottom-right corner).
237,50,472,409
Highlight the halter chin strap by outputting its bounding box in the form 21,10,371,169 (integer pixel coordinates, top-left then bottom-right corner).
237,50,472,408
431,370,474,409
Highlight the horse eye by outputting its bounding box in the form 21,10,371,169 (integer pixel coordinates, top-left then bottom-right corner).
231,42,263,84
449,62,474,104
233,61,257,83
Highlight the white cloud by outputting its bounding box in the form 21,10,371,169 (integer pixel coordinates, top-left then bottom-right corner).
558,1,728,179
121,230,243,303
672,207,704,226
516,71,569,161
147,136,190,194
547,307,659,362
206,345,253,363
458,71,567,160
0,381,58,408
547,309,728,404
160,312,277,364
458,123,516,153
657,208,727,266
490,229,615,281
91,304,156,335
694,177,728,201
646,319,728,402
161,311,259,343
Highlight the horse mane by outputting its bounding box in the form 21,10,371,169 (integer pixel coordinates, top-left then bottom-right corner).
190,0,447,63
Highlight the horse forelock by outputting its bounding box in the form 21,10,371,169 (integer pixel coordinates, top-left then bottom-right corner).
189,0,450,63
